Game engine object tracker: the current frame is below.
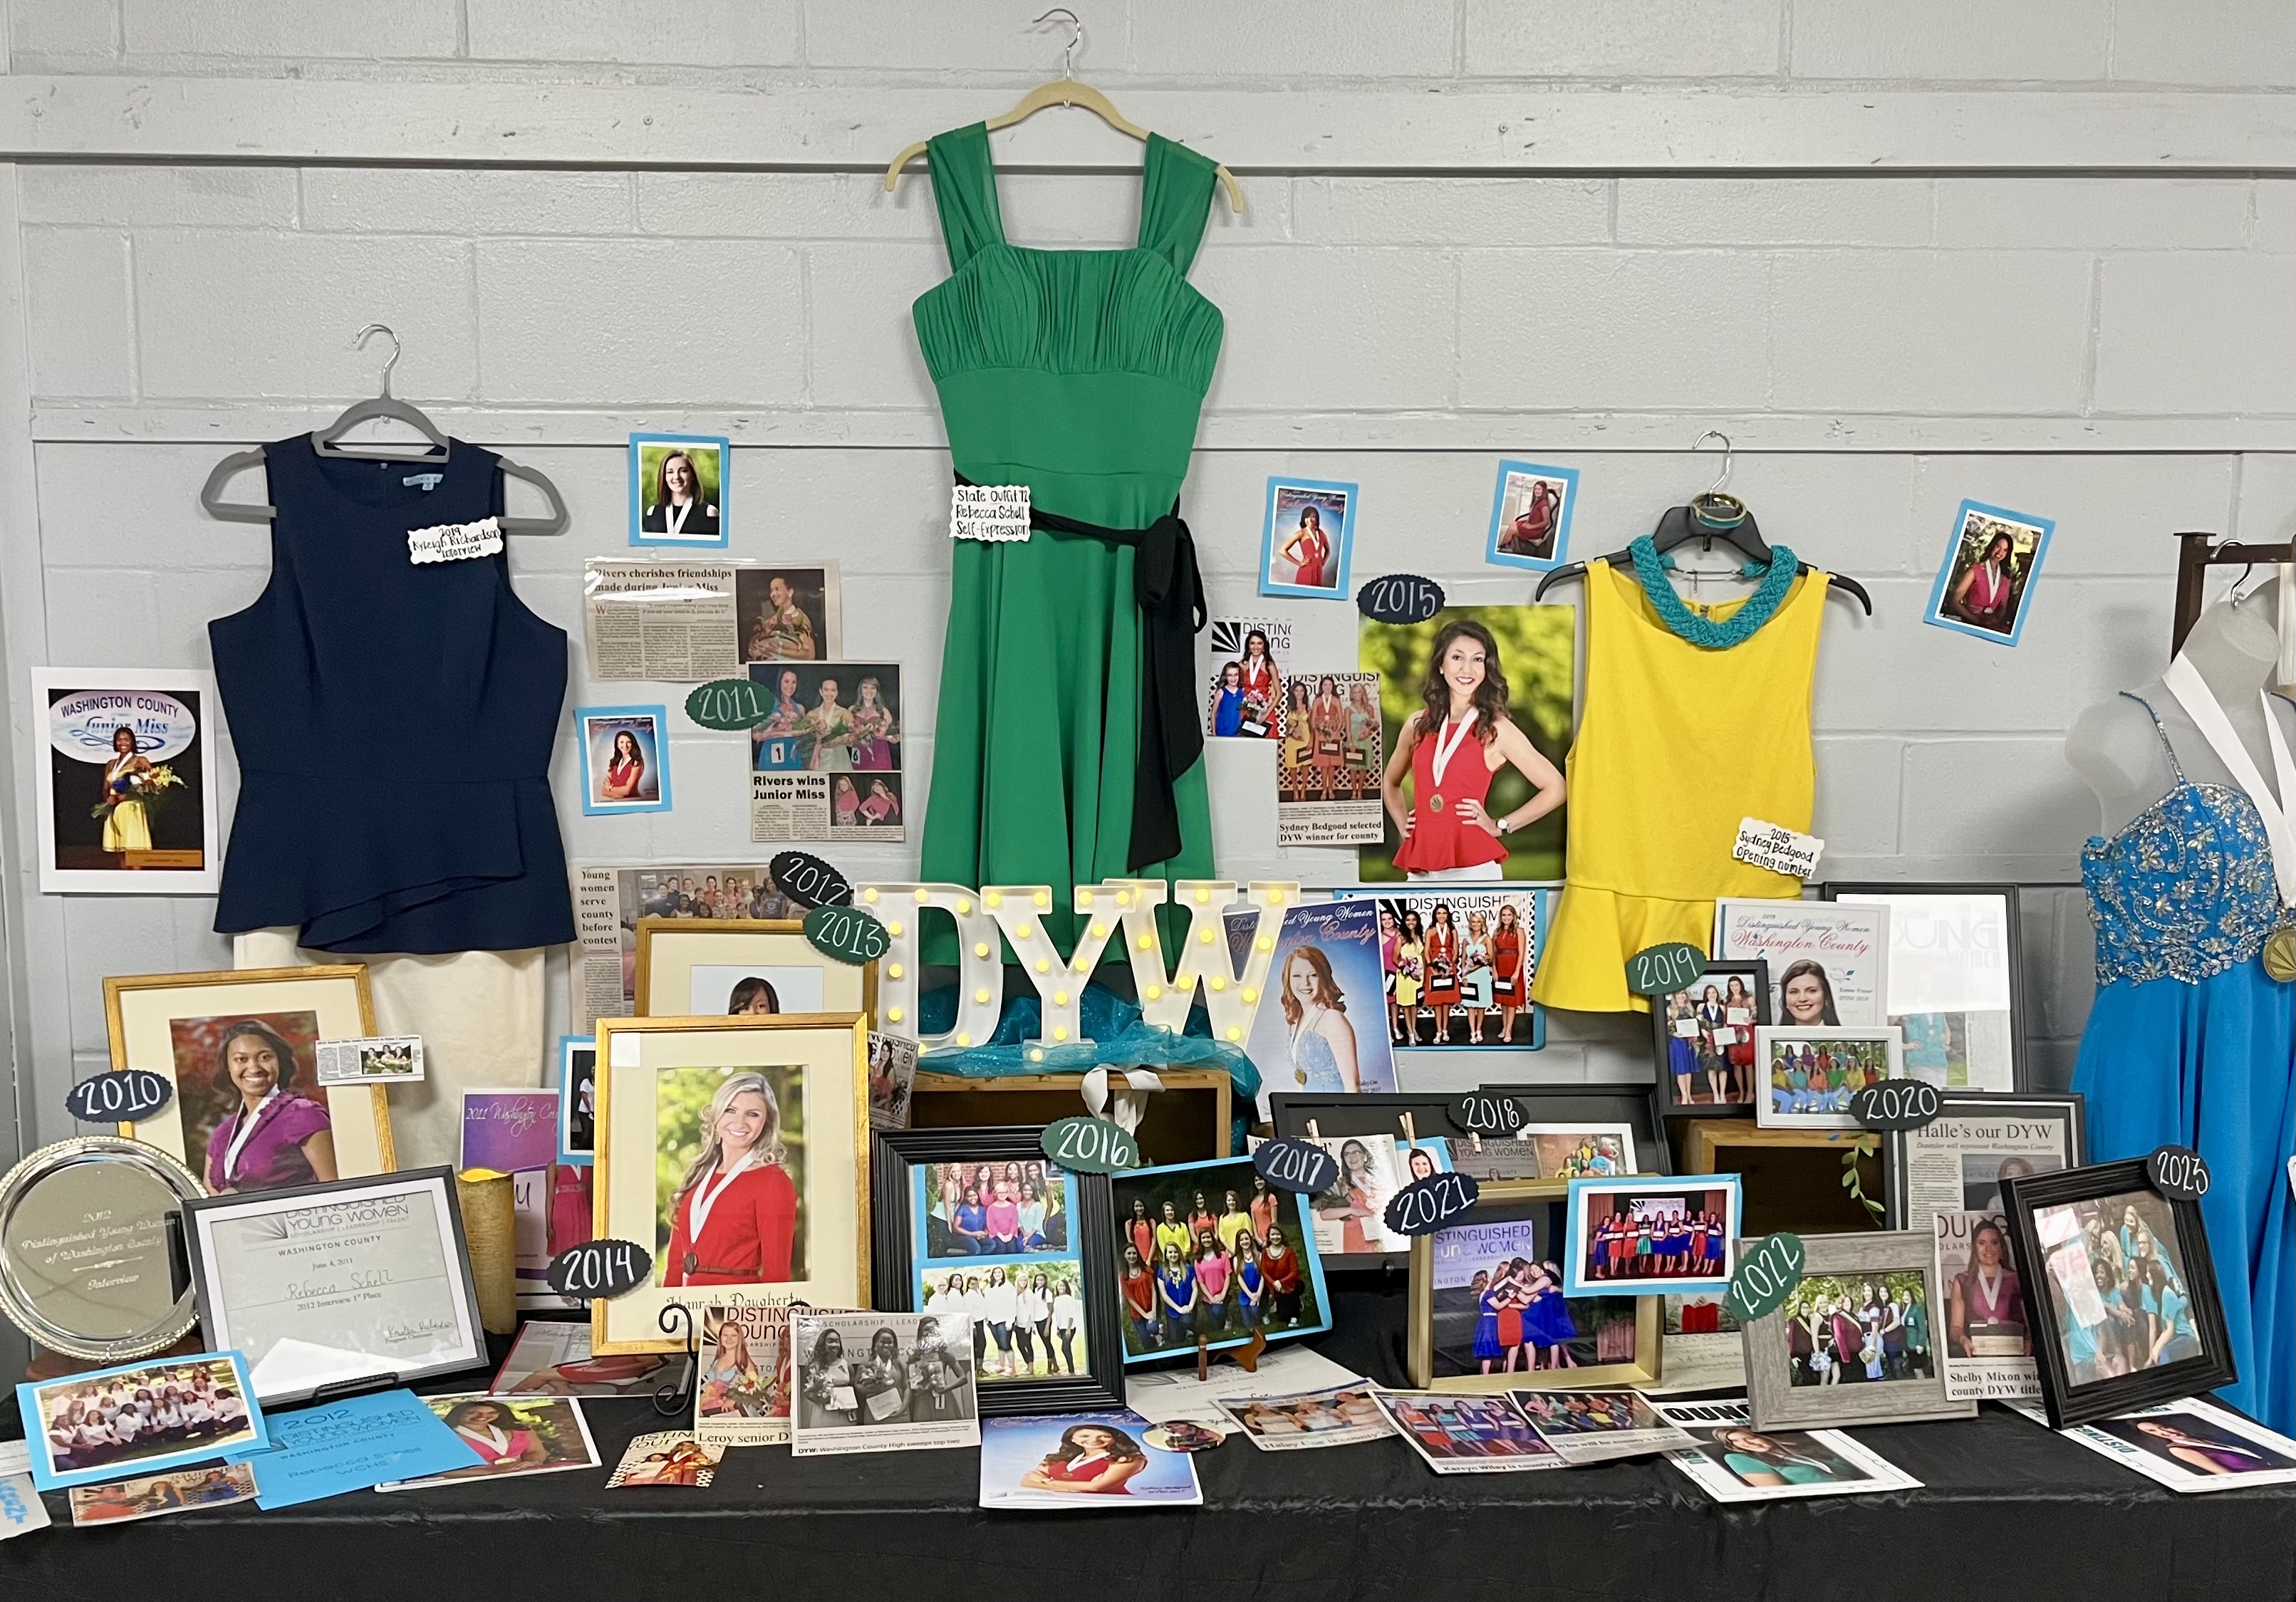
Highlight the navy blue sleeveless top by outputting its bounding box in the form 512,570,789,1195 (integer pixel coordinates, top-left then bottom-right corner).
210,435,576,952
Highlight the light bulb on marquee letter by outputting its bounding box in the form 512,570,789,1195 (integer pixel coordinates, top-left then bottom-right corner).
1113,878,1296,1044
987,886,1125,1047
853,883,1002,1052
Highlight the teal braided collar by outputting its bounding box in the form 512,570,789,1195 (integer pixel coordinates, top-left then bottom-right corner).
1628,534,1799,648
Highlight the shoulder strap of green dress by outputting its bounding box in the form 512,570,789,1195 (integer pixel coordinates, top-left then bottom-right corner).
1137,133,1217,276
925,123,1005,272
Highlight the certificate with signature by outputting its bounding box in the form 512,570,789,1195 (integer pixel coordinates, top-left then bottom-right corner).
183,1167,487,1405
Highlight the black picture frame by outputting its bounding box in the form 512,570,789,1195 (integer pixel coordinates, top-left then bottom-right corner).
1884,1091,2086,1230
870,1126,1125,1417
1821,881,2027,1093
1269,1086,1668,1177
183,1165,489,1406
1648,959,1770,1118
2000,1158,2235,1428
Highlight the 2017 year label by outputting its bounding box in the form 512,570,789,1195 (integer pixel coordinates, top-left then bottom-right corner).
1253,1137,1338,1195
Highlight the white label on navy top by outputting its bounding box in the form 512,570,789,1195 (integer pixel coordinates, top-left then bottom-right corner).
952,484,1031,543
408,516,504,565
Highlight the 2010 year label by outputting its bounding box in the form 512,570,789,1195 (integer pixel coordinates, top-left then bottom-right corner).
63,1069,172,1124
1252,1137,1339,1195
1041,1116,1141,1175
804,903,890,966
1383,1172,1480,1237
546,1238,653,1301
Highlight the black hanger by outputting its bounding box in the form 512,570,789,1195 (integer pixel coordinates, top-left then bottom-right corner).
201,324,568,535
1534,431,1870,614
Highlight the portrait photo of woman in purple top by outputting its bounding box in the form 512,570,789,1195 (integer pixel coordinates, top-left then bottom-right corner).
200,1019,336,1193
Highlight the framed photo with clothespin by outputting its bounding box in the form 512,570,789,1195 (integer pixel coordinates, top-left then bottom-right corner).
870,1125,1126,1416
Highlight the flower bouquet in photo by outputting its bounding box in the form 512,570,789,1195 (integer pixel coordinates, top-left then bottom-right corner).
92,762,185,821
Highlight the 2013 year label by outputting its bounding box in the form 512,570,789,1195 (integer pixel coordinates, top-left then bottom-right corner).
1383,1172,1480,1237
804,903,890,965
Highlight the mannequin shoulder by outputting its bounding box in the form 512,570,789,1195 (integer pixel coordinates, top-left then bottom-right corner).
2065,695,2168,789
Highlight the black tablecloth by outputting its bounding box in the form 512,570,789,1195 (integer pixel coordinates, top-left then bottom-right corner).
6,1285,2296,1602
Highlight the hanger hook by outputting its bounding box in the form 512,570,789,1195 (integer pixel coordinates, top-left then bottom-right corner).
353,323,402,400
1692,429,1733,497
2230,561,2260,607
1032,8,1081,77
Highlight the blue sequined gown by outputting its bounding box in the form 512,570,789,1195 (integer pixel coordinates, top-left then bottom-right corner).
2074,695,2296,1432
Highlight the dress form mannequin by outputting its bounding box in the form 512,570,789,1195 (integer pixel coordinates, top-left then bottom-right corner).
2066,591,2289,837
2067,586,2296,1435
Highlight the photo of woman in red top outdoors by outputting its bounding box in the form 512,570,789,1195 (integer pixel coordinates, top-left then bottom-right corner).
661,1069,802,1287
1382,620,1564,883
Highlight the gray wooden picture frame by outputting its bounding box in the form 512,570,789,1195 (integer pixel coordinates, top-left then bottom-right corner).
1742,1228,1979,1431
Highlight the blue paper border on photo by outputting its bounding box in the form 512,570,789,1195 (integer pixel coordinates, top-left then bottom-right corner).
557,1034,594,1167
19,1349,269,1492
574,704,673,816
1484,460,1582,573
628,431,731,548
247,1388,482,1509
1560,1173,1743,1299
1922,499,2055,648
1259,477,1359,601
1330,885,1554,1051
1114,1153,1336,1366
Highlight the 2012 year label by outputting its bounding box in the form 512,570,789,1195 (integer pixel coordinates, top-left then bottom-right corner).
770,850,852,910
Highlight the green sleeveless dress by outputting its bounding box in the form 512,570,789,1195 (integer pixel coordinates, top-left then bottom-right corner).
913,123,1222,938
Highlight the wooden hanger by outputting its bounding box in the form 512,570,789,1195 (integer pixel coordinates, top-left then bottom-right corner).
883,10,1242,214
201,324,568,535
1534,431,1871,613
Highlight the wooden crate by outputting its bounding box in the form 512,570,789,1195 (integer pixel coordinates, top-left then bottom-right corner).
1679,1118,1884,1236
907,1068,1232,1165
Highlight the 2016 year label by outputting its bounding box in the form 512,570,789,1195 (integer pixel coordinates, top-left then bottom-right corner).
1041,1116,1141,1175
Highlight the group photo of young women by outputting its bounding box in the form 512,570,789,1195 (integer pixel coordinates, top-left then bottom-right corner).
1276,675,1383,803
916,1158,1085,1381
2038,1195,2203,1385
1581,1206,1731,1283
1782,1274,1936,1388
1114,1169,1320,1358
1373,894,1537,1047
1661,972,1762,1106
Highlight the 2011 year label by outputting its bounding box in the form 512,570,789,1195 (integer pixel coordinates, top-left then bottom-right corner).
1448,1093,1524,1135
1383,1172,1480,1237
684,677,775,731
1725,1231,1806,1325
1625,942,1707,997
1041,1116,1141,1175
1252,1138,1338,1195
804,903,890,966
2148,1144,2211,1200
64,1068,172,1124
770,850,852,910
1851,1078,1943,1133
1356,573,1445,625
546,1239,653,1300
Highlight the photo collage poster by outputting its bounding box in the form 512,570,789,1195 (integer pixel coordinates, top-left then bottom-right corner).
1203,618,1292,743
571,863,807,1030
913,1157,1091,1386
1334,887,1547,1051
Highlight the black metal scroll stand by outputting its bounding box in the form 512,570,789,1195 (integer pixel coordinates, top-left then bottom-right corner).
653,1304,700,1418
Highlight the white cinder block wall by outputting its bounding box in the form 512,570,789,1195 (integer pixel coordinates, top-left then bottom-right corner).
6,0,2295,1149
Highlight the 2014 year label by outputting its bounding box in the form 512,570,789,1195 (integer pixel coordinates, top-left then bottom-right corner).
546,1238,653,1300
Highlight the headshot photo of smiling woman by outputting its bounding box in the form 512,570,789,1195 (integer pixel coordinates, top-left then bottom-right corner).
202,1019,336,1194
1777,960,1841,1027
1383,618,1566,883
660,1068,803,1288
629,434,728,547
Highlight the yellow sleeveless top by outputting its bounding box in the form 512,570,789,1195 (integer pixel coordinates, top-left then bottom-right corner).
1532,557,1828,1014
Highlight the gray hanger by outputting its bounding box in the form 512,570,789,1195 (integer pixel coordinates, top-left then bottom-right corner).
199,323,568,534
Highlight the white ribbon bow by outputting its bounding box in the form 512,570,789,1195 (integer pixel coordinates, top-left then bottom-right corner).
1080,1065,1164,1136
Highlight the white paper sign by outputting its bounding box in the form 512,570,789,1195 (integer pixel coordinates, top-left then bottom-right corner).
1733,816,1824,878
0,1473,48,1539
316,1035,426,1085
951,484,1031,543
407,516,504,565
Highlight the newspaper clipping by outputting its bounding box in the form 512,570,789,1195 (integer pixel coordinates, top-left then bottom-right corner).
571,863,803,1031
584,560,741,682
1277,670,1386,847
747,662,906,844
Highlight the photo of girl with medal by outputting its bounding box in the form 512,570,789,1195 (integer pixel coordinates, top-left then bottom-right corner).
1381,618,1566,882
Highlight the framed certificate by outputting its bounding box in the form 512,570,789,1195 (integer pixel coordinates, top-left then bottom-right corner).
183,1166,487,1405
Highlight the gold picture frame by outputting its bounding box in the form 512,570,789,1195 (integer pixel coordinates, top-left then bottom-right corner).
633,917,877,1020
1408,1177,1663,1393
103,965,394,1186
592,1012,871,1356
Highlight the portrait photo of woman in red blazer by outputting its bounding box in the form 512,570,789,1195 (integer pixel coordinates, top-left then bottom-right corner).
662,1070,801,1287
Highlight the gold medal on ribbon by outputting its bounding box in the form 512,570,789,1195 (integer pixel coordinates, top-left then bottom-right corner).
2265,927,2296,982
1294,1067,1308,1086
1429,794,1445,813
